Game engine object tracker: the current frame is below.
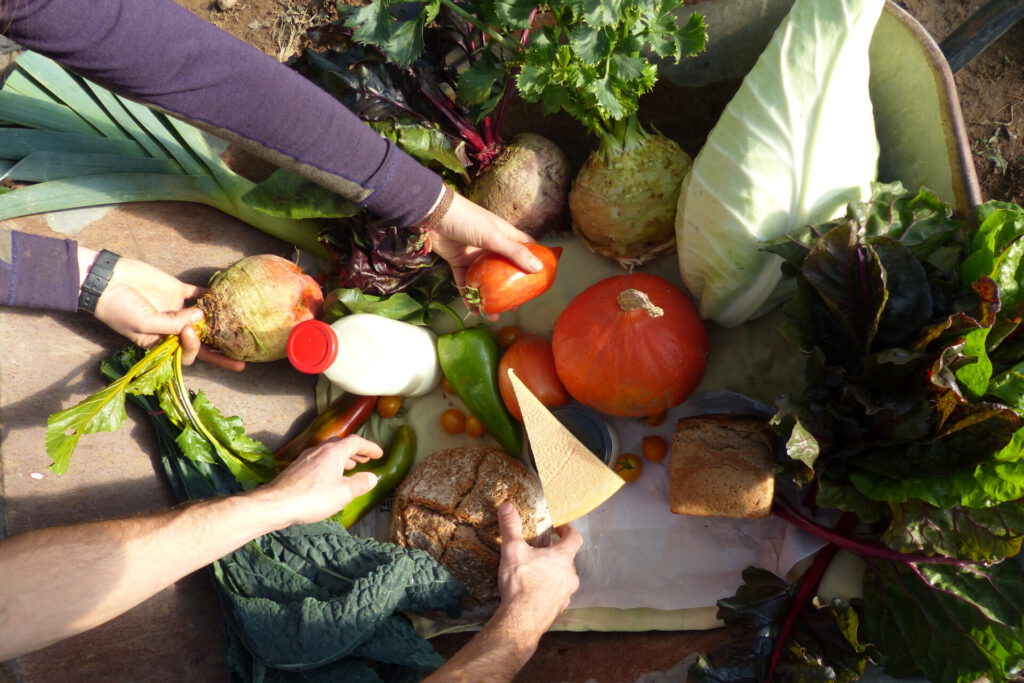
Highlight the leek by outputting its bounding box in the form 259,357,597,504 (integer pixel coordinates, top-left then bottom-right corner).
0,51,327,259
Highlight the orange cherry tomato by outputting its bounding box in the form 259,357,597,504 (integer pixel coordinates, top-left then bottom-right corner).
645,411,668,427
465,414,487,438
497,325,522,349
441,375,455,394
613,453,643,482
440,408,467,434
497,334,569,422
377,396,403,419
641,435,668,463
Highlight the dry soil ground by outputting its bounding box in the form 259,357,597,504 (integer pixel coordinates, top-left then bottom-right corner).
178,0,1024,206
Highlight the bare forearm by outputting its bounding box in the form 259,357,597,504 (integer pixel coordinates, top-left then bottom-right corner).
425,604,546,682
0,490,283,660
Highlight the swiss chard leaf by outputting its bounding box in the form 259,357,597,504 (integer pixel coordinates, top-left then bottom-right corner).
862,560,1024,683
884,499,1024,561
323,288,429,325
45,338,176,474
688,567,876,683
764,187,1024,682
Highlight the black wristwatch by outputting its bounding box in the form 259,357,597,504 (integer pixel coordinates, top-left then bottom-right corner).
77,249,120,313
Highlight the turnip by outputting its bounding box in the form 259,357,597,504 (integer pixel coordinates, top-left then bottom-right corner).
198,254,324,361
46,254,323,484
467,133,570,238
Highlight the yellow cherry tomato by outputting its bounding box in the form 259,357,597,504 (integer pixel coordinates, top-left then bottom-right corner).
440,408,467,434
613,453,643,482
377,396,403,419
641,435,668,463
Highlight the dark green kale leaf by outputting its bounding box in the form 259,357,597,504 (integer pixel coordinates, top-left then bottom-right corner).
102,348,466,683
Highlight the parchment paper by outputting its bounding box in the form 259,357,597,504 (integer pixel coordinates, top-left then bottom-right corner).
565,391,823,612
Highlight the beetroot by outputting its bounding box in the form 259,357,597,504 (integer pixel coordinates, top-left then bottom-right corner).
198,254,323,362
467,133,571,239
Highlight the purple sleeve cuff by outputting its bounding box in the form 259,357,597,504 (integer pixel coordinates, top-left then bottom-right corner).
2,0,442,228
0,230,79,312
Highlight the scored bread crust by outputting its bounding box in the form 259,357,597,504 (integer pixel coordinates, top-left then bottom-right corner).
389,446,552,622
669,413,775,519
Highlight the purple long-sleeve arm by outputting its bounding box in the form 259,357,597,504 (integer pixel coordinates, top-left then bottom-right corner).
1,0,447,311
0,230,78,312
2,0,443,228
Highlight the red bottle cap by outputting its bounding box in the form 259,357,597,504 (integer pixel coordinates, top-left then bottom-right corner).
287,319,338,374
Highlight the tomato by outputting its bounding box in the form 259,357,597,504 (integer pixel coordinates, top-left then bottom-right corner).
377,396,402,419
440,408,466,434
497,325,522,349
465,244,562,315
641,435,668,462
645,411,668,427
441,375,455,394
465,414,487,438
497,334,569,422
613,453,643,482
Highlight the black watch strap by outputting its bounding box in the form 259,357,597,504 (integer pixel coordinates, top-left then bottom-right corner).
77,249,120,313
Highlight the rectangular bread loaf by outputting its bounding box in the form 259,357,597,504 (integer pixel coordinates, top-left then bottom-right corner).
669,413,775,518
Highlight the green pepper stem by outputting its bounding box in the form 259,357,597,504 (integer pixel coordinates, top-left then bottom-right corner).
429,300,466,331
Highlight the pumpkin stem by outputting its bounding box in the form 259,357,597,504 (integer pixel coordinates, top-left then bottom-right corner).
617,289,663,317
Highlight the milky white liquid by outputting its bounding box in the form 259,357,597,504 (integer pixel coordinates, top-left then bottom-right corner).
321,314,441,396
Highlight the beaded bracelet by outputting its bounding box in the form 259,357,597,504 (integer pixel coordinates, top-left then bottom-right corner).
77,249,120,313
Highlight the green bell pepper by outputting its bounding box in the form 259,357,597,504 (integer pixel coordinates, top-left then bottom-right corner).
337,424,417,528
433,305,523,457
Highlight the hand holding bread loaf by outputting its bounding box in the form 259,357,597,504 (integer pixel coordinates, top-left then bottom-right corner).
388,445,556,622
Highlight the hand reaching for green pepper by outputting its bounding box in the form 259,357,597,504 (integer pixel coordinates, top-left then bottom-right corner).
337,425,417,528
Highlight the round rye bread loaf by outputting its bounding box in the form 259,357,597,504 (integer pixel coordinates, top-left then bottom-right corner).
389,446,552,622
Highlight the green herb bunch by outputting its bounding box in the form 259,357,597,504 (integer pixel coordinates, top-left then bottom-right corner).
343,0,708,154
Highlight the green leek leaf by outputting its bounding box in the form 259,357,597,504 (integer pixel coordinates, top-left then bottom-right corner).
4,151,180,182
0,128,144,159
80,80,179,162
243,168,361,219
14,50,128,140
0,91,96,135
0,173,220,221
3,70,56,103
0,52,327,259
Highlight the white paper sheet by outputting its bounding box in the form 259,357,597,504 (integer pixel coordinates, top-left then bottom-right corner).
564,391,824,611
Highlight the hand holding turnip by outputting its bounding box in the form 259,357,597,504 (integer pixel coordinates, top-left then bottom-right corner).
81,247,243,371
48,253,324,482
428,191,542,291
253,435,383,528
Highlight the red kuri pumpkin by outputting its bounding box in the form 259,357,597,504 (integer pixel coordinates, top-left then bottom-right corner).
551,273,708,417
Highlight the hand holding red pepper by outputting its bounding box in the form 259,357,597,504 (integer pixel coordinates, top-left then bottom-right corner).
428,191,543,291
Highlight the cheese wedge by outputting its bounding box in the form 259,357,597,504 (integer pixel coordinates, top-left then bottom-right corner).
508,369,624,526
